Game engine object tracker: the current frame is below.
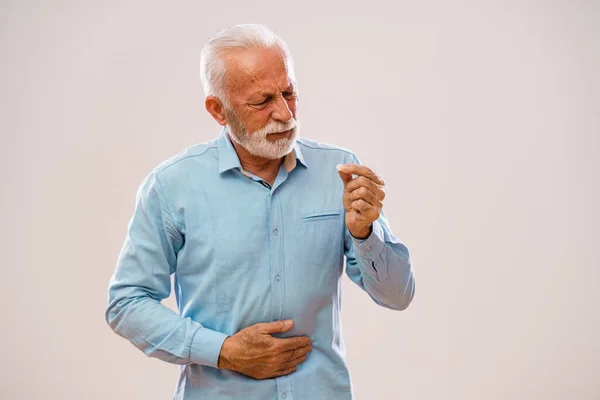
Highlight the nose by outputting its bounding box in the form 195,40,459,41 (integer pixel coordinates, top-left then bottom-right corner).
271,94,293,122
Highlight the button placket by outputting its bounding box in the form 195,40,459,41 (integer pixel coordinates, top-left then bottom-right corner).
269,192,284,322
269,176,294,400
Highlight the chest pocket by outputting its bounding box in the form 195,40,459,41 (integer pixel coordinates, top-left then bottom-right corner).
299,210,344,266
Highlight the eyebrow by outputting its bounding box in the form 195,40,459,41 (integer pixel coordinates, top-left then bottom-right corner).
248,91,272,100
248,85,295,100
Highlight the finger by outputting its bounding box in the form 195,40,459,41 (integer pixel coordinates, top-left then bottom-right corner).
342,188,354,212
351,199,380,221
278,343,312,365
257,319,294,334
344,177,384,213
271,364,298,378
274,335,312,351
352,199,371,214
349,187,382,208
337,164,384,186
336,165,353,188
287,354,308,368
274,354,308,376
346,176,385,200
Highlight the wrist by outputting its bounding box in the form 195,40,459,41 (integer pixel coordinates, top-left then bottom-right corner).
217,336,233,370
349,224,372,240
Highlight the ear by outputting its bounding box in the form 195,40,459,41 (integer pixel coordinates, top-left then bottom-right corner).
205,96,227,126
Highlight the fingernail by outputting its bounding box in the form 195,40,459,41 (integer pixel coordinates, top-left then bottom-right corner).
336,164,343,171
284,319,293,327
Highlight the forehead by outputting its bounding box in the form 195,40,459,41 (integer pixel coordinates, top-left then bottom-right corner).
224,47,294,96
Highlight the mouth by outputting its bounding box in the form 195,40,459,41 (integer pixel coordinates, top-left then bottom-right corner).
267,129,293,139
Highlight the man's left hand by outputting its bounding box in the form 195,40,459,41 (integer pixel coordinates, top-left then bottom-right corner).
337,163,386,240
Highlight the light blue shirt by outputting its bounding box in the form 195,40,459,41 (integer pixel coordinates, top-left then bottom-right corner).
106,128,415,400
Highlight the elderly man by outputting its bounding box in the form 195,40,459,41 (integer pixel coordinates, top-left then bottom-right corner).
106,24,415,399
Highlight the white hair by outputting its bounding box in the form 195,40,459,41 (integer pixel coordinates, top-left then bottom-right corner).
199,24,295,104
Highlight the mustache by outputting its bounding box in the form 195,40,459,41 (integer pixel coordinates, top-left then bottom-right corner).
259,118,298,135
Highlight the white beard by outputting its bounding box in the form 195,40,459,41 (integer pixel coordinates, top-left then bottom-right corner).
225,108,299,159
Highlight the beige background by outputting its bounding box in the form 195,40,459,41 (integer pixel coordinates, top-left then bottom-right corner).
2,1,599,399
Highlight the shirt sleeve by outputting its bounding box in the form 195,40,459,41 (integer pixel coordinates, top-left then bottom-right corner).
105,172,228,368
344,154,416,310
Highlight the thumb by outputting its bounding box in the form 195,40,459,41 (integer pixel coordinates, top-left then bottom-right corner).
260,319,294,334
336,164,353,186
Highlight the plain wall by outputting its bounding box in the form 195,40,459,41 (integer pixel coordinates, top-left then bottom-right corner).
1,1,599,399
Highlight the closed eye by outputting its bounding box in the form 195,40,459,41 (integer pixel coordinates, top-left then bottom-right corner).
250,98,271,107
250,91,296,107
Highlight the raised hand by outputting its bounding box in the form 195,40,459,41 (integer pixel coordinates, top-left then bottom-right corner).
337,163,386,239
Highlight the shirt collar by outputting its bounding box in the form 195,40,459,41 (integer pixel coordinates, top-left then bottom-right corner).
217,127,307,174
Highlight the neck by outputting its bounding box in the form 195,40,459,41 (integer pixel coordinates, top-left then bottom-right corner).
228,134,283,185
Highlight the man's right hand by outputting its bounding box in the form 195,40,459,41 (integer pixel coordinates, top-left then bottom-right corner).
217,319,312,379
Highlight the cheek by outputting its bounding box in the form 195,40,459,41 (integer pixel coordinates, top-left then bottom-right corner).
244,110,271,132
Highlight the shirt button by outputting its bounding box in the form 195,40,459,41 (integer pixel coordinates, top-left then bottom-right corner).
281,394,287,399
366,245,371,252
273,228,279,236
275,275,281,282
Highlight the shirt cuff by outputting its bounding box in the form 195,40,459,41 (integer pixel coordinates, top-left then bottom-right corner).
352,221,387,281
189,327,229,368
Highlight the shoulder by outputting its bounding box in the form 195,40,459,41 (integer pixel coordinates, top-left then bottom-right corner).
151,137,219,179
132,137,219,197
296,136,359,162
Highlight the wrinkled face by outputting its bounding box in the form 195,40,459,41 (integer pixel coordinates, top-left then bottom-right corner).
222,46,299,159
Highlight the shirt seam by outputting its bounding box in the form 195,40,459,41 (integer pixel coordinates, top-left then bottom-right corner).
187,325,202,362
155,173,181,235
297,140,356,157
155,145,218,175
